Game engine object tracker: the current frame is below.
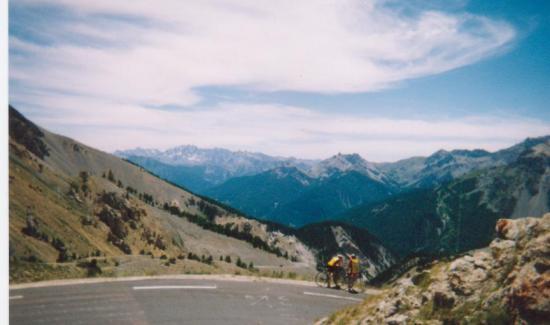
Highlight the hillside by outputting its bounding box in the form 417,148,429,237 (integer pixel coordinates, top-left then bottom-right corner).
296,222,397,277
323,214,550,324
8,106,396,282
8,106,315,282
271,171,394,226
204,166,315,220
205,155,395,227
340,140,550,257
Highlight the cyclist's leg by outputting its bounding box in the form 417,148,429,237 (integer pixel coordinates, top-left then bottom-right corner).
334,268,341,288
348,273,357,292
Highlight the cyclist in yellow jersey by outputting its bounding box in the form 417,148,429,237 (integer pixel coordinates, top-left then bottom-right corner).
326,255,343,288
347,254,360,293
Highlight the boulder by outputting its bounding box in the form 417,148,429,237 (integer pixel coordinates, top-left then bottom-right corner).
496,219,518,240
509,272,550,323
386,314,408,325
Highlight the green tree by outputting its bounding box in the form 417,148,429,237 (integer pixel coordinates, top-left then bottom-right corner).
107,169,115,182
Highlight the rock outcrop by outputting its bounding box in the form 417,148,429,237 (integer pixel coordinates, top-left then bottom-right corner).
324,214,550,324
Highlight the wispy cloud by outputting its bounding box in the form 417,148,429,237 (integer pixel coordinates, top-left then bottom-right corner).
11,0,516,106
10,0,540,161
19,92,550,161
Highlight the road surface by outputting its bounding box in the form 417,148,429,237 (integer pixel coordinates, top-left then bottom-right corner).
10,276,369,324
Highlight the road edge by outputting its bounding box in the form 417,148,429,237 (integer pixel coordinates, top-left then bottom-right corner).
9,274,318,290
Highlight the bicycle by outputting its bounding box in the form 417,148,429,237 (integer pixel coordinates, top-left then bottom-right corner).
315,269,372,293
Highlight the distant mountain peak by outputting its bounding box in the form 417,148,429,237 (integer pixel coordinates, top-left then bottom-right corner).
320,152,369,169
307,152,389,184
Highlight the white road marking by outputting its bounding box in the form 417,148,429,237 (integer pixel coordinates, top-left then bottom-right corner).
133,285,217,290
303,291,363,302
250,295,269,306
10,295,23,300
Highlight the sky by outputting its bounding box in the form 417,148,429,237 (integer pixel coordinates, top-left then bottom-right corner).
8,0,550,162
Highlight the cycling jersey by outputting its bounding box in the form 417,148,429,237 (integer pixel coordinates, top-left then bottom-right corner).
327,256,340,267
349,257,360,274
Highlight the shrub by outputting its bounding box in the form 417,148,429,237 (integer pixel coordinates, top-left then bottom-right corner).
57,250,70,263
154,236,166,250
51,237,66,252
98,208,128,239
81,215,94,226
107,170,115,182
236,257,247,269
26,255,40,263
88,259,102,276
187,252,201,262
77,258,103,277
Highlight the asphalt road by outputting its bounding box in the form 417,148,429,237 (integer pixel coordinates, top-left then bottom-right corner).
10,277,368,324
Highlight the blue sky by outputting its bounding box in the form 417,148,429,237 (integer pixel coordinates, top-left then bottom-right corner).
9,0,550,161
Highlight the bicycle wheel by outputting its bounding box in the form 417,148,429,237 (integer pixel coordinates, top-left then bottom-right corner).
315,272,328,287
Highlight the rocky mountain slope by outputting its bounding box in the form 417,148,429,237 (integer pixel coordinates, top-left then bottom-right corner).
8,106,396,282
340,139,550,257
323,214,550,324
296,222,397,277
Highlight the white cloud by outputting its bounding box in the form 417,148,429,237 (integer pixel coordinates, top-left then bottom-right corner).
10,0,540,161
11,0,516,106
16,93,550,161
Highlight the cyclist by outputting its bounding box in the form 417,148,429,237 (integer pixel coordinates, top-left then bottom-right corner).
326,254,344,288
347,254,360,293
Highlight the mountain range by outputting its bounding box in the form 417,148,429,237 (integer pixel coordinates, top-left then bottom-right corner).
117,136,550,233
115,146,317,191
8,106,396,282
9,105,549,287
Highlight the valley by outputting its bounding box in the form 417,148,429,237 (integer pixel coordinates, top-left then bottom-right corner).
118,132,550,258
8,1,550,323
8,106,395,283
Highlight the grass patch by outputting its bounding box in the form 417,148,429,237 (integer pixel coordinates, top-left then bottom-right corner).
10,260,85,283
